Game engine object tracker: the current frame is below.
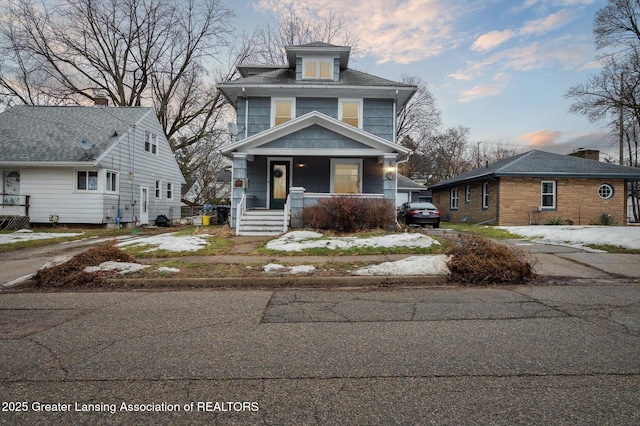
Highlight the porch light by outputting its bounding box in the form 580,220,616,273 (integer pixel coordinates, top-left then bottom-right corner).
297,162,306,168
385,161,396,180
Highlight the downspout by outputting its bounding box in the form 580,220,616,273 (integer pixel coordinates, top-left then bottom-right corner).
243,87,248,139
393,89,398,144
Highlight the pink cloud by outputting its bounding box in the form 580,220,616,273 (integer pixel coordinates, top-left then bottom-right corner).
518,130,564,146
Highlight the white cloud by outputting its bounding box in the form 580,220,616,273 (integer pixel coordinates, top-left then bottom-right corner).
520,9,574,35
458,84,502,103
255,0,462,64
471,29,515,52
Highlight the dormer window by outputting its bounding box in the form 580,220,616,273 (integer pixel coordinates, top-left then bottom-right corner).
303,58,333,79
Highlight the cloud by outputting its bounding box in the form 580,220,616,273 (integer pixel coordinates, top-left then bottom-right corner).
255,0,462,64
457,72,510,102
518,130,564,146
520,9,574,35
471,30,515,52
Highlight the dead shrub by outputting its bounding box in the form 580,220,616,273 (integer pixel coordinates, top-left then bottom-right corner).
33,241,135,288
301,196,394,232
446,234,536,285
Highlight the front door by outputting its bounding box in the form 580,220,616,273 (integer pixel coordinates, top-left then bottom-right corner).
139,186,149,225
269,160,290,210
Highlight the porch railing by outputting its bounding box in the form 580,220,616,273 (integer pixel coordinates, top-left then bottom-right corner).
0,194,30,217
235,193,247,234
302,192,384,206
283,194,291,233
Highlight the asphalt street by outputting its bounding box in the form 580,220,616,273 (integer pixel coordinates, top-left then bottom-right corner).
2,280,640,425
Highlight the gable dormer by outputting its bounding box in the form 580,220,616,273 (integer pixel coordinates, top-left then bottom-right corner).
285,42,350,82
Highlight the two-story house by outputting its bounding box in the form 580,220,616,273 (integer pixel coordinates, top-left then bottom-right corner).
218,42,416,235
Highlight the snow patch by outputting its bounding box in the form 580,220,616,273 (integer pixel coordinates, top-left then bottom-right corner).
84,261,150,275
117,233,211,252
158,266,180,273
500,226,640,250
0,231,83,244
265,231,439,252
262,263,316,274
354,255,450,276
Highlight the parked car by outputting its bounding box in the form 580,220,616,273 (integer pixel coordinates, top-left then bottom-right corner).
398,202,441,228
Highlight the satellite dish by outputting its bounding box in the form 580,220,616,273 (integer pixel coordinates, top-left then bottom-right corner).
79,138,94,151
227,122,239,136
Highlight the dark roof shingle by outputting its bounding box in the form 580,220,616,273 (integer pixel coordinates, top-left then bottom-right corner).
0,105,151,162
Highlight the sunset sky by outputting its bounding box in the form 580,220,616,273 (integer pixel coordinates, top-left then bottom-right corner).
223,0,612,157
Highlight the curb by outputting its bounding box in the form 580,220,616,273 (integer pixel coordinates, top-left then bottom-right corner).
9,274,447,291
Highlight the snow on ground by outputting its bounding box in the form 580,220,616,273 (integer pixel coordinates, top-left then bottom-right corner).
354,255,450,276
158,266,181,273
0,230,83,244
84,261,150,274
117,232,211,252
262,263,317,274
500,226,640,250
265,231,439,252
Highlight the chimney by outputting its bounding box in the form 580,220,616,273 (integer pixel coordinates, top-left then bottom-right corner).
568,149,600,161
93,96,108,107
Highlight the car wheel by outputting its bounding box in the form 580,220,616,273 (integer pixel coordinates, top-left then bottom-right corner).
433,223,440,229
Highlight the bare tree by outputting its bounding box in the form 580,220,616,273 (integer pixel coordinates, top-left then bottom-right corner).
566,0,640,221
0,0,240,203
250,9,360,65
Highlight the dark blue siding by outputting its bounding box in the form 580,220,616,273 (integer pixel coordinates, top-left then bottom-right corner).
261,125,371,150
297,98,338,118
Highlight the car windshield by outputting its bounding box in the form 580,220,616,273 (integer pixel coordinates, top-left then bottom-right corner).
409,202,437,210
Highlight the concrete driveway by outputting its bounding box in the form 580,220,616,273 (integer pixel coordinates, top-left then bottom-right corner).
2,281,639,425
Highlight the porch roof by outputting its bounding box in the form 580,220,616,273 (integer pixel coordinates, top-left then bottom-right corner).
221,111,411,160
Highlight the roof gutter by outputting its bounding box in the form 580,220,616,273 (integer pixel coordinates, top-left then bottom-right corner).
0,161,98,167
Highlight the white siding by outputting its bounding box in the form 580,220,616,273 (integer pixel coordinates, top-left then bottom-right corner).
98,110,184,224
20,167,104,223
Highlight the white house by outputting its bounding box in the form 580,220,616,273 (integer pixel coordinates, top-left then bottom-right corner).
0,105,185,228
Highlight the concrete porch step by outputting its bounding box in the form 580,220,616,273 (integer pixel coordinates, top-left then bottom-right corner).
237,209,287,236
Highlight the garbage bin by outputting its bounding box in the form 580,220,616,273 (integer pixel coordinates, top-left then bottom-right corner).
216,206,230,224
202,215,211,226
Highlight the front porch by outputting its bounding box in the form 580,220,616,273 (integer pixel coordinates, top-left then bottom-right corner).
234,190,386,236
0,194,30,230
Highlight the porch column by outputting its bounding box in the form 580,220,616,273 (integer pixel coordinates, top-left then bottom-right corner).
289,187,305,228
231,153,247,228
382,154,397,206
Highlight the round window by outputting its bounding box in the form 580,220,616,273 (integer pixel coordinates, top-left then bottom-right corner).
598,183,614,200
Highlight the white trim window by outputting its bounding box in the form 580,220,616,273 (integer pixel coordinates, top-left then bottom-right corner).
598,183,614,200
271,98,295,127
482,182,489,209
541,180,557,209
144,130,158,154
166,182,173,200
76,170,98,191
330,158,363,194
450,187,459,210
303,57,333,80
338,98,362,128
155,180,162,199
105,170,118,193
465,185,471,203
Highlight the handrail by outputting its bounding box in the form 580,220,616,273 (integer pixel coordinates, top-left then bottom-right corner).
283,194,291,232
235,193,246,235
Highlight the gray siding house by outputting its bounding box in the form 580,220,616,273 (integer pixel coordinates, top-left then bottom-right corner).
218,42,416,235
0,105,185,228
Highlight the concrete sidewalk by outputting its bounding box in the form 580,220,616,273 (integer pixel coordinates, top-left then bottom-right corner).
1,233,639,290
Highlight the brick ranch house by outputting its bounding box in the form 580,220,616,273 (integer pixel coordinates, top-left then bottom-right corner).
429,150,640,226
